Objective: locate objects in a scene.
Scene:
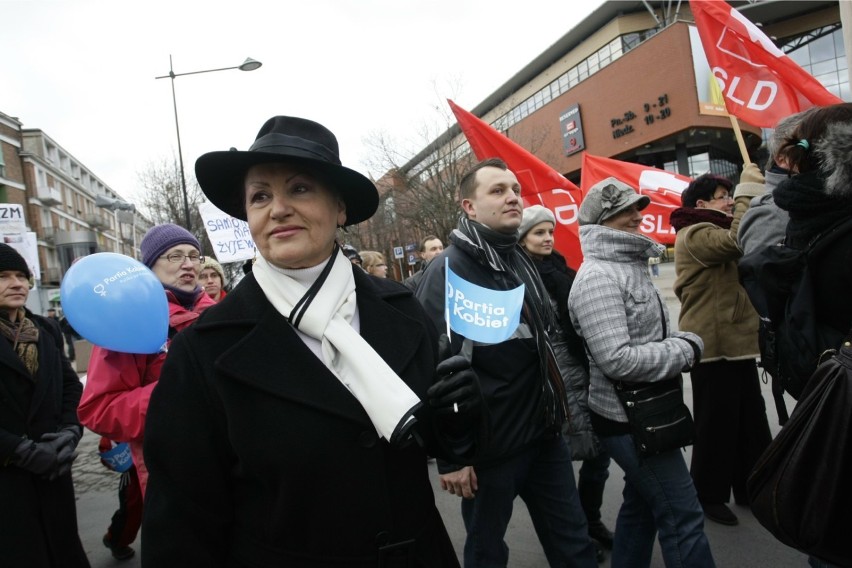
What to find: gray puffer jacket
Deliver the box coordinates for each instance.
[568,225,703,423]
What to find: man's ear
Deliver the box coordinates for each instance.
[460,198,476,218]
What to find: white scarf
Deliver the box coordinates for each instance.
[252,250,421,443]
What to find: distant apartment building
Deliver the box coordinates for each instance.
[0,110,149,313]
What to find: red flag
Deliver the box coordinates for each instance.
[690,0,842,128]
[448,99,584,268]
[581,153,692,245]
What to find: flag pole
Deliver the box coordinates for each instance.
[444,257,451,338]
[728,114,752,165]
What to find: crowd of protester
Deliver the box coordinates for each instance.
[4,103,851,567]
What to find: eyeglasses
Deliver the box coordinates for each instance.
[711,194,733,201]
[160,252,205,264]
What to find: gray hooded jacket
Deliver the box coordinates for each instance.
[568,225,702,423]
[738,169,789,256]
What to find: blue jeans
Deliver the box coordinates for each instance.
[461,433,596,567]
[602,434,715,568]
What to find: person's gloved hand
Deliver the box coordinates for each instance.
[39,425,82,480]
[734,163,766,200]
[52,450,78,480]
[40,425,82,453]
[428,335,481,416]
[740,163,765,185]
[12,439,58,477]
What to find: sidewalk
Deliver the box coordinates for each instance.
[73,430,142,567]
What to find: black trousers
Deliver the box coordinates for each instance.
[105,465,142,548]
[578,450,611,524]
[689,359,772,504]
[63,332,76,360]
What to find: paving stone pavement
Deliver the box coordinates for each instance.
[73,428,120,494]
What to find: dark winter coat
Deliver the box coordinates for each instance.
[0,312,88,568]
[416,242,556,469]
[775,171,852,340]
[142,268,462,568]
[533,252,600,461]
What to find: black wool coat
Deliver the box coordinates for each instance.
[0,312,88,568]
[142,268,462,568]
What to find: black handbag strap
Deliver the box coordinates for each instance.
[611,290,669,392]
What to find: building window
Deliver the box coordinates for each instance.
[578,60,589,81]
[785,28,849,100]
[622,28,658,53]
[0,146,6,178]
[588,52,600,74]
[663,151,737,179]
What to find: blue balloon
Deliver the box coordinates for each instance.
[60,253,168,354]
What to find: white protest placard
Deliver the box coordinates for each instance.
[198,201,256,263]
[0,203,26,233]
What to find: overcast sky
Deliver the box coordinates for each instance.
[3,0,602,205]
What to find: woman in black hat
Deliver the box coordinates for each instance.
[0,244,89,567]
[142,116,484,567]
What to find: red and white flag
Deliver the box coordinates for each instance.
[581,153,692,245]
[448,99,585,269]
[690,0,842,128]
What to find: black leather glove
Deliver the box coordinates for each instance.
[53,451,78,480]
[40,425,82,479]
[13,439,58,477]
[40,425,82,453]
[428,335,481,416]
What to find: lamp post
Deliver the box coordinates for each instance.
[155,55,262,232]
[95,196,137,258]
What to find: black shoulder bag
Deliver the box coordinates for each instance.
[611,294,694,457]
[747,329,852,567]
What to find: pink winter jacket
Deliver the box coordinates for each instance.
[78,290,215,494]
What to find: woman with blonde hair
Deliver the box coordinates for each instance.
[360,250,388,278]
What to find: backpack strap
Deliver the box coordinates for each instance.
[770,365,790,424]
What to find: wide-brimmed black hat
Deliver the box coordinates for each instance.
[195,116,379,226]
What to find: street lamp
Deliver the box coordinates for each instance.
[155,55,262,231]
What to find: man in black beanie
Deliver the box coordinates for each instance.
[0,243,90,567]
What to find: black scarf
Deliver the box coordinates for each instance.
[163,284,203,310]
[773,171,852,249]
[452,217,568,426]
[534,250,574,328]
[669,207,733,232]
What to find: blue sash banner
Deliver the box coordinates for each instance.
[444,258,525,344]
